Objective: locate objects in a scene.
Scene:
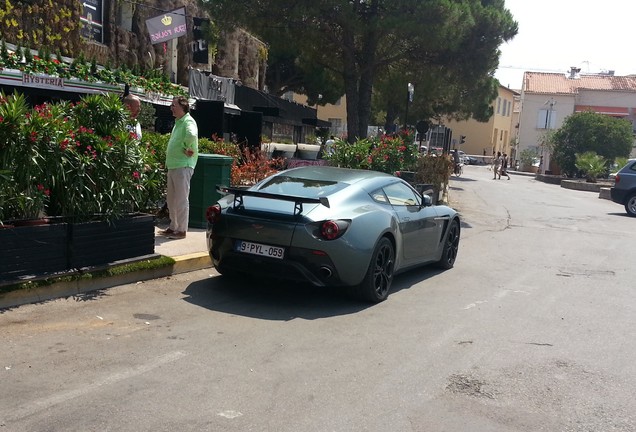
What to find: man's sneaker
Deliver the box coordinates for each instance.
[167,231,186,239]
[159,228,175,236]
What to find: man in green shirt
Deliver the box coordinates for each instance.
[160,96,199,239]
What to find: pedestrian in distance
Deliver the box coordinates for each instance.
[493,151,502,179]
[451,149,461,175]
[324,135,336,156]
[501,153,511,180]
[159,96,199,240]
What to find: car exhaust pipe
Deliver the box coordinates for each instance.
[319,266,332,278]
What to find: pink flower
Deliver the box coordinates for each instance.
[132,171,140,179]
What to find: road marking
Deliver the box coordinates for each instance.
[217,410,243,419]
[3,351,187,422]
[463,290,530,310]
[463,300,487,310]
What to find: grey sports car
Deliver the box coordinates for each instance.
[206,166,460,302]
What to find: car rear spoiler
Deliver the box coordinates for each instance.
[217,185,330,216]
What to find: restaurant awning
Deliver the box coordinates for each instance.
[302,117,332,128]
[574,105,629,116]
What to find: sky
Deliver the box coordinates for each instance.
[494,0,636,89]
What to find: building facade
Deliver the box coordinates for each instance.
[518,69,636,174]
[443,85,518,159]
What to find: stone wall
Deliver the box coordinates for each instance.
[0,0,266,90]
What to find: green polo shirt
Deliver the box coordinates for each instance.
[166,112,199,169]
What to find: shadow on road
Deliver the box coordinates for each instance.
[181,265,443,321]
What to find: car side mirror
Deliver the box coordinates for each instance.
[421,193,432,207]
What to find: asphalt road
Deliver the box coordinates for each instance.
[1,165,635,432]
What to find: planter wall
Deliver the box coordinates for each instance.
[68,214,156,268]
[0,214,155,283]
[0,222,69,281]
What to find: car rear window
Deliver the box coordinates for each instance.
[256,175,348,197]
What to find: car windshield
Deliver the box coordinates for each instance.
[256,175,348,197]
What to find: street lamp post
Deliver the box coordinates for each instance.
[542,97,556,174]
[404,82,414,129]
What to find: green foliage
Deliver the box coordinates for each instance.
[613,157,630,173]
[323,138,373,170]
[574,151,606,183]
[0,92,164,223]
[198,134,241,159]
[0,42,186,97]
[138,102,156,131]
[202,0,517,141]
[520,148,539,169]
[323,135,419,174]
[552,111,633,177]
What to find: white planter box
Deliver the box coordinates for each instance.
[296,143,321,160]
[261,143,297,159]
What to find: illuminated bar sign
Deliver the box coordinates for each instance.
[146,8,187,44]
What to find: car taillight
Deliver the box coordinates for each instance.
[615,174,621,184]
[320,220,350,240]
[206,204,221,224]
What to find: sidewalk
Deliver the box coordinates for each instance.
[154,225,210,264]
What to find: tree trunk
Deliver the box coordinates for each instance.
[342,30,359,143]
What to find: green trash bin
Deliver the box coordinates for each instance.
[189,154,234,228]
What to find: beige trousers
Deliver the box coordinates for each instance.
[166,167,194,232]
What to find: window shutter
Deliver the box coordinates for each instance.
[537,109,557,129]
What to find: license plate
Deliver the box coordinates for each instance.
[235,240,285,259]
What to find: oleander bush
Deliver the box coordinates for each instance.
[0,91,163,224]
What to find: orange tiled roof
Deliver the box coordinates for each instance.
[523,72,636,94]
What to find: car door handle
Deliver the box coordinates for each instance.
[401,217,410,222]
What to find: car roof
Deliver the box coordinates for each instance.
[278,166,394,184]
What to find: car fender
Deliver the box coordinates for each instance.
[301,203,399,286]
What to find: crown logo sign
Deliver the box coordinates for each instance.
[161,15,172,26]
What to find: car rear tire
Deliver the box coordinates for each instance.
[436,219,460,269]
[352,237,395,303]
[625,193,636,217]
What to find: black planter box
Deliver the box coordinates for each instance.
[68,214,155,269]
[0,222,69,281]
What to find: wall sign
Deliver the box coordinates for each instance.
[146,7,187,45]
[80,0,104,44]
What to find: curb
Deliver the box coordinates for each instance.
[0,253,213,310]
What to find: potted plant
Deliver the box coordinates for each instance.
[574,151,607,183]
[520,148,540,173]
[0,92,161,279]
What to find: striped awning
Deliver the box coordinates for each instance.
[574,105,629,116]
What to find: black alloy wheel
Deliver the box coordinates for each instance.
[354,237,395,303]
[436,219,460,269]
